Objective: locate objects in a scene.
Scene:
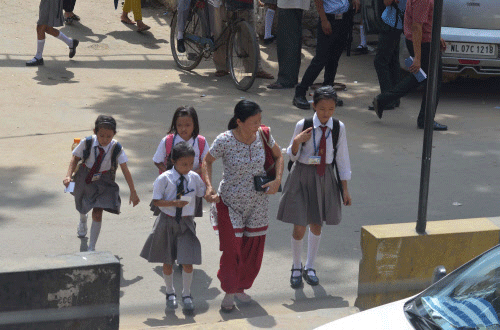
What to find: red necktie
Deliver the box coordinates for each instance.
[317,126,327,176]
[85,147,105,184]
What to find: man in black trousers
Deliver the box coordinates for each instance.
[267,0,311,90]
[63,0,80,24]
[293,0,360,110]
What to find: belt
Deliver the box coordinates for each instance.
[325,11,348,20]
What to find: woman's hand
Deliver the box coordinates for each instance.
[343,191,352,206]
[63,176,71,187]
[129,190,140,207]
[204,187,220,203]
[263,179,281,195]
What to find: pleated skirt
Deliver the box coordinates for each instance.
[277,162,341,226]
[37,0,64,27]
[72,166,121,215]
[140,212,202,265]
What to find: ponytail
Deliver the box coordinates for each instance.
[228,117,238,130]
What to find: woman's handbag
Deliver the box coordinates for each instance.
[255,126,282,192]
[381,0,406,30]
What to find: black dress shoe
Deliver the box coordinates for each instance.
[336,98,343,107]
[290,265,303,289]
[177,39,186,53]
[69,39,79,58]
[369,104,395,111]
[303,268,319,286]
[417,121,448,131]
[373,97,383,119]
[293,95,311,110]
[26,57,44,66]
[263,36,276,45]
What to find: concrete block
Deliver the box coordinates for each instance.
[0,251,120,330]
[355,217,500,310]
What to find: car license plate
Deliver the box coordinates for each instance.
[445,42,497,57]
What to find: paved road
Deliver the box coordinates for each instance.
[1,0,500,328]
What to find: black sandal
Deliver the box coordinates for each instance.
[290,264,303,289]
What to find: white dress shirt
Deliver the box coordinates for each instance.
[286,113,351,180]
[152,168,207,217]
[72,135,128,171]
[152,135,209,171]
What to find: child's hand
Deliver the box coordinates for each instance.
[172,200,189,208]
[343,191,352,206]
[63,176,71,187]
[129,190,140,207]
[204,187,220,203]
[258,0,264,6]
[263,179,281,195]
[294,127,313,144]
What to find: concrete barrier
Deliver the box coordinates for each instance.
[355,217,500,310]
[0,251,120,330]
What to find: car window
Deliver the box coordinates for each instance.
[408,247,500,330]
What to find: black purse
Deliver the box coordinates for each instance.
[254,175,282,192]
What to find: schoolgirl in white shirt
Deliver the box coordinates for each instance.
[63,115,140,251]
[277,86,352,288]
[141,142,206,314]
[152,106,209,217]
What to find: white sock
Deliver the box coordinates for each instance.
[80,213,88,223]
[88,220,101,251]
[163,273,175,295]
[292,237,303,277]
[57,32,73,47]
[305,229,321,271]
[264,8,275,39]
[359,25,367,47]
[182,271,193,297]
[35,39,45,59]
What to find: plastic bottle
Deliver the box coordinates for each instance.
[72,138,81,151]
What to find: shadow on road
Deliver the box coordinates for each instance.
[282,285,349,312]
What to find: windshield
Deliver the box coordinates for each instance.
[406,246,500,330]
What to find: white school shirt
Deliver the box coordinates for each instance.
[72,136,128,171]
[152,135,209,171]
[286,113,351,181]
[277,0,311,10]
[152,168,207,217]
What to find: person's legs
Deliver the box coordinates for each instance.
[63,0,77,18]
[263,4,277,41]
[291,224,306,276]
[211,4,228,73]
[272,8,303,87]
[374,28,401,94]
[322,19,349,87]
[88,208,103,251]
[237,235,266,292]
[130,0,150,31]
[176,0,190,52]
[295,17,334,97]
[163,263,178,309]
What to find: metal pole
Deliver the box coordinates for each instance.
[416,0,443,234]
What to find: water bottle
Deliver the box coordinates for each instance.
[72,138,81,151]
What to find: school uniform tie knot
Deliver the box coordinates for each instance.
[175,175,185,223]
[317,126,328,177]
[85,147,105,184]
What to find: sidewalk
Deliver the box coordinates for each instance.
[140,307,359,330]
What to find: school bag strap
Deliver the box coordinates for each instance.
[258,125,275,177]
[82,136,93,164]
[197,135,206,166]
[164,133,175,166]
[330,119,344,201]
[109,142,123,181]
[287,118,314,171]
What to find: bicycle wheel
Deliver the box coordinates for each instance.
[227,20,258,91]
[170,10,204,71]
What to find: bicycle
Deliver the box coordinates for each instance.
[170,0,259,91]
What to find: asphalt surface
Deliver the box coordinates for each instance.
[1,0,500,328]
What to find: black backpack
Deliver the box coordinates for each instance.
[81,136,123,181]
[287,118,344,199]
